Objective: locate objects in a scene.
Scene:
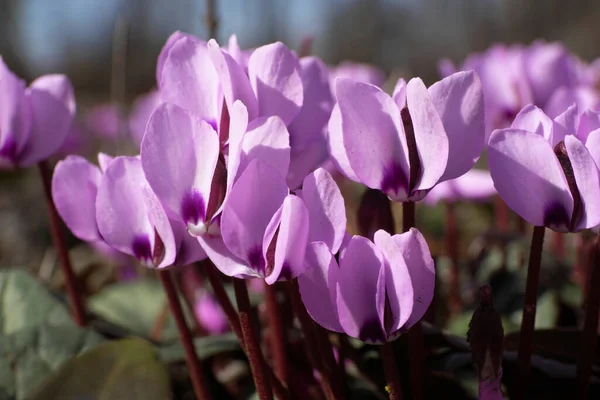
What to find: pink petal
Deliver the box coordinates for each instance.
[577,110,600,143]
[301,168,346,253]
[52,156,102,242]
[327,104,359,181]
[0,58,30,167]
[552,104,578,147]
[129,90,161,146]
[392,78,407,109]
[511,104,553,141]
[198,234,258,278]
[156,31,202,85]
[239,116,291,179]
[97,153,114,172]
[488,128,573,230]
[171,219,207,266]
[248,42,303,125]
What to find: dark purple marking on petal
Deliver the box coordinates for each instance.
[0,137,18,164]
[132,234,153,264]
[543,201,571,231]
[276,262,293,281]
[380,162,408,198]
[248,246,266,276]
[205,118,218,134]
[181,190,206,226]
[358,318,387,344]
[383,293,394,334]
[265,228,279,277]
[401,107,421,192]
[218,99,230,145]
[205,154,227,222]
[553,140,582,230]
[153,229,166,266]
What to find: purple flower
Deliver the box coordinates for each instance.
[129,90,161,146]
[328,71,484,202]
[488,104,600,232]
[84,104,121,139]
[545,86,600,119]
[0,59,75,168]
[298,228,434,343]
[423,169,496,206]
[195,292,230,334]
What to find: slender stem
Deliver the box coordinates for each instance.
[234,279,273,400]
[494,195,509,232]
[264,282,290,388]
[446,201,461,315]
[158,270,213,400]
[203,263,290,400]
[516,225,546,397]
[576,234,600,398]
[381,342,404,400]
[150,301,170,341]
[403,201,424,400]
[38,161,87,326]
[315,324,345,399]
[205,0,218,40]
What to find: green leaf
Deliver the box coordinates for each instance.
[158,331,240,363]
[0,270,72,335]
[29,338,171,400]
[88,279,180,342]
[0,323,104,400]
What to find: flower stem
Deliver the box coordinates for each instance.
[516,225,545,397]
[576,234,600,398]
[446,201,461,315]
[264,282,290,389]
[158,269,213,400]
[381,341,404,400]
[203,263,290,399]
[234,278,273,400]
[403,201,424,400]
[38,161,87,326]
[205,0,218,39]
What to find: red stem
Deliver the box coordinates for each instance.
[446,201,461,315]
[576,234,600,398]
[403,201,424,400]
[264,282,290,388]
[381,341,404,400]
[38,161,87,326]
[234,279,273,400]
[516,225,545,398]
[158,270,213,400]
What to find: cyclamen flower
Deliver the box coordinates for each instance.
[0,59,75,168]
[298,228,434,343]
[488,104,600,232]
[157,32,333,188]
[328,70,484,202]
[329,61,386,89]
[423,169,496,206]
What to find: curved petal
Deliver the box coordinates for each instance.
[373,230,414,335]
[198,234,258,278]
[156,31,202,86]
[221,160,288,274]
[336,78,410,201]
[545,86,600,119]
[525,42,573,107]
[428,169,496,204]
[239,116,290,179]
[577,110,600,143]
[336,235,386,343]
[287,139,329,190]
[392,78,407,110]
[565,135,600,231]
[0,60,30,168]
[298,242,343,332]
[331,61,386,89]
[129,90,161,146]
[585,129,600,169]
[488,129,573,229]
[387,228,435,329]
[96,156,176,268]
[510,104,553,141]
[327,104,359,181]
[97,152,114,172]
[428,71,484,182]
[52,155,102,242]
[19,75,75,166]
[248,42,303,125]
[171,219,207,266]
[406,78,449,190]
[141,103,219,232]
[224,100,249,198]
[160,36,220,126]
[207,39,258,120]
[552,104,578,147]
[264,195,309,284]
[302,168,346,253]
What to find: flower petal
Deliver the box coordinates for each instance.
[141,103,219,231]
[264,195,309,284]
[510,104,553,141]
[160,36,220,126]
[248,42,303,125]
[327,104,359,181]
[336,235,386,343]
[406,78,450,189]
[52,155,102,242]
[392,78,407,109]
[387,228,435,329]
[156,31,201,85]
[224,100,249,197]
[221,160,288,273]
[424,169,496,205]
[301,168,346,253]
[0,59,30,167]
[577,110,600,143]
[552,104,578,147]
[97,156,176,268]
[585,129,600,169]
[97,152,114,172]
[336,78,409,201]
[298,241,343,332]
[198,234,258,278]
[19,75,75,166]
[239,116,291,179]
[171,219,207,266]
[488,128,573,229]
[207,39,258,120]
[565,135,600,231]
[129,90,161,146]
